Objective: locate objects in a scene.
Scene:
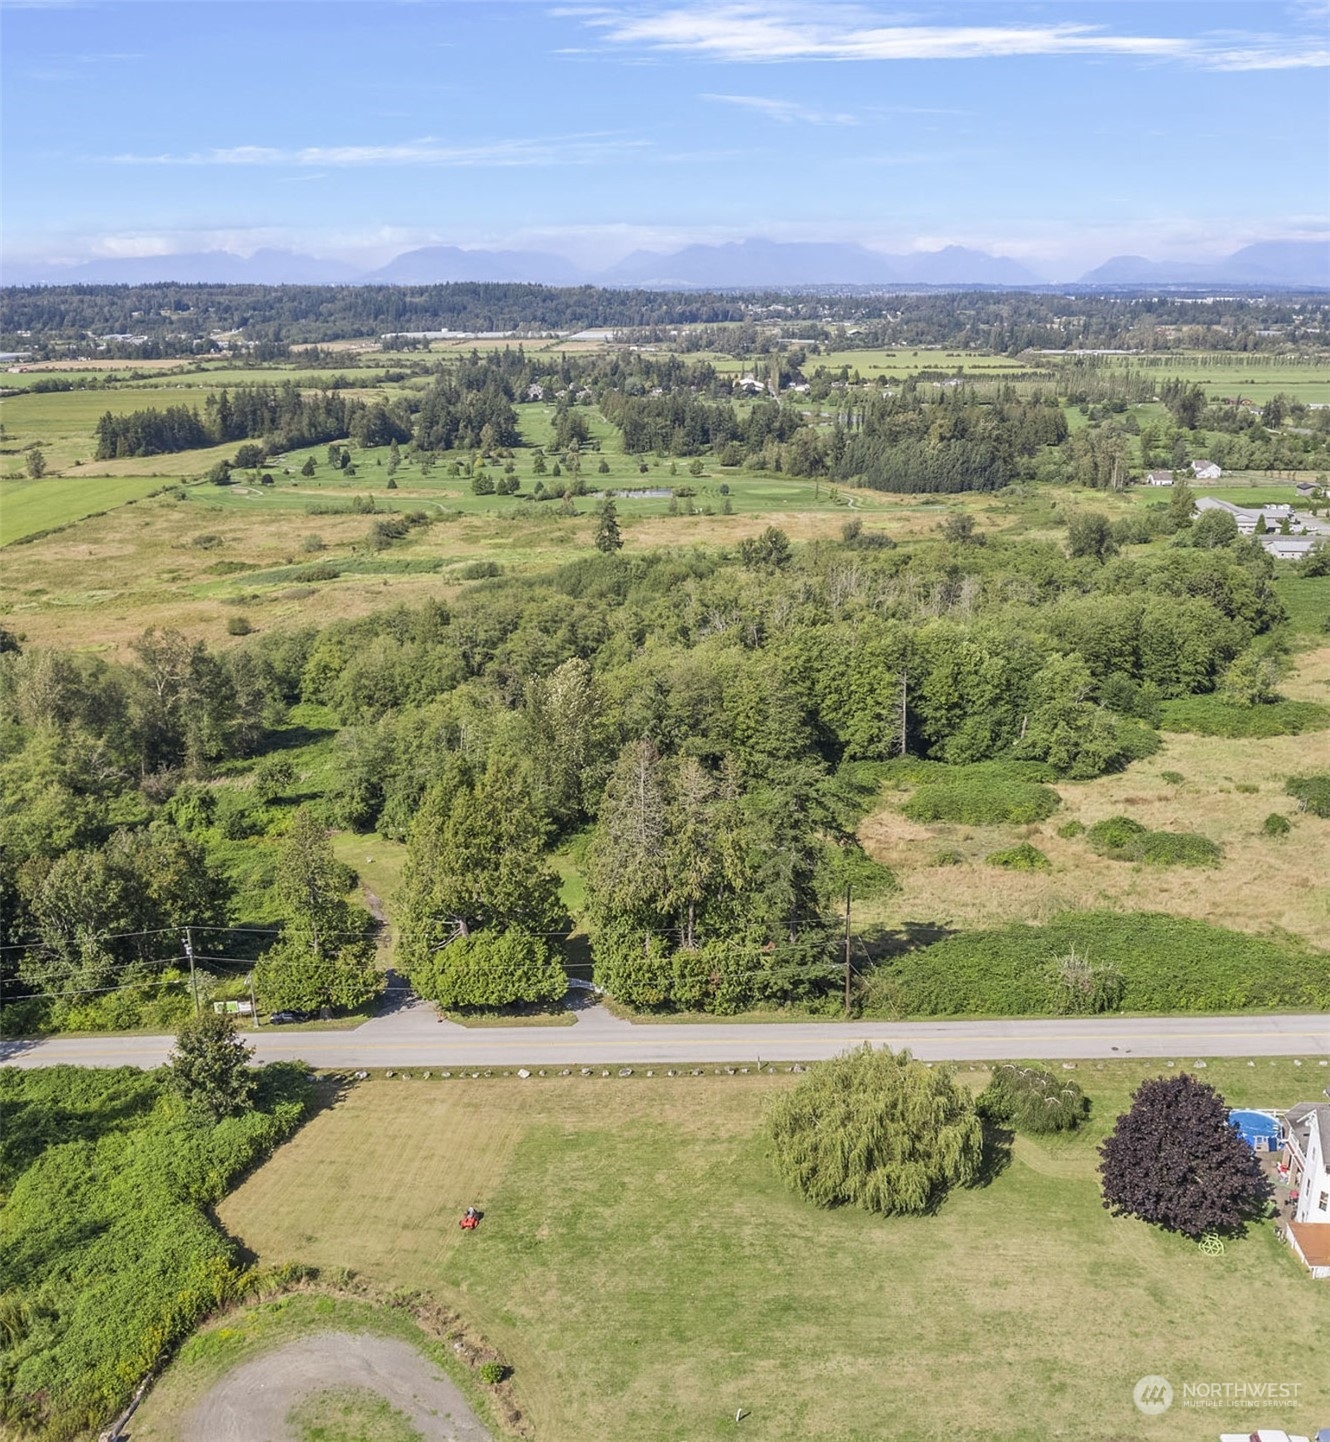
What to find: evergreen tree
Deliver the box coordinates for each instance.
[167,1009,256,1119]
[396,758,566,978]
[594,498,623,554]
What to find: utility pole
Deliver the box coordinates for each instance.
[248,971,258,1030]
[182,927,200,1016]
[843,884,852,1017]
[898,666,909,757]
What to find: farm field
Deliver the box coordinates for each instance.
[199,1063,1329,1442]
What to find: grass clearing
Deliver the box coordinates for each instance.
[212,1066,1329,1442]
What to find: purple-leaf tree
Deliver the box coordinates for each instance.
[1098,1074,1271,1238]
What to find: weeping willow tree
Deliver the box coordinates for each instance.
[978,1063,1089,1135]
[768,1045,983,1215]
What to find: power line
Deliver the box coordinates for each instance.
[0,976,191,1002]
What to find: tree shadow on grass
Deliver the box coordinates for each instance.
[860,920,958,962]
[969,1121,1014,1191]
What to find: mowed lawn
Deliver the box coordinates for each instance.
[0,474,167,542]
[216,1061,1329,1442]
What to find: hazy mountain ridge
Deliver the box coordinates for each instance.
[1079,240,1330,287]
[4,237,1327,289]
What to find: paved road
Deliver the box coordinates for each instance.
[4,994,1329,1069]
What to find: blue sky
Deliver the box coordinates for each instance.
[2,0,1328,277]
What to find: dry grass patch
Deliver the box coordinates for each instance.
[859,693,1330,947]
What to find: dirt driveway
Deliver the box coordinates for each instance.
[179,1331,492,1442]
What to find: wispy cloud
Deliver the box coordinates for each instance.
[578,4,1330,70]
[106,133,648,168]
[703,92,857,125]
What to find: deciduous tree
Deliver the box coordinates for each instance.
[1098,1074,1270,1237]
[769,1045,983,1215]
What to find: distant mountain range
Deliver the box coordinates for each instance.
[4,237,1328,289]
[1079,240,1330,288]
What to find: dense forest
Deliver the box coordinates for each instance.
[2,514,1308,1028]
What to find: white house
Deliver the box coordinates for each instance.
[1284,1100,1330,1279]
[1144,470,1175,486]
[1191,459,1223,480]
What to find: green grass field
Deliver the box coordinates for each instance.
[0,473,169,543]
[210,1061,1329,1442]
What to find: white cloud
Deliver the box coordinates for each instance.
[584,7,1189,62]
[580,4,1330,70]
[106,133,648,168]
[702,92,857,124]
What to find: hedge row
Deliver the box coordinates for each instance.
[886,912,1328,1017]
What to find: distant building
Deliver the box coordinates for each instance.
[1262,536,1317,562]
[1190,459,1223,480]
[1144,470,1175,486]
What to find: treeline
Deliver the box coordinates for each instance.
[7,284,1328,356]
[1,282,752,349]
[94,382,362,459]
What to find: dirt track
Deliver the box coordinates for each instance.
[179,1331,491,1442]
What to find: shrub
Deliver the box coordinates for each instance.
[192,532,223,550]
[1160,771,1184,785]
[903,778,1060,826]
[301,533,326,552]
[478,1362,507,1385]
[458,560,502,580]
[226,615,253,636]
[1056,819,1085,839]
[1138,830,1222,867]
[1048,947,1125,1014]
[1263,812,1292,837]
[985,842,1050,871]
[978,1064,1088,1134]
[256,935,382,1014]
[1085,815,1147,853]
[1160,695,1330,737]
[767,1045,983,1215]
[1286,774,1330,817]
[1087,816,1221,867]
[933,848,965,867]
